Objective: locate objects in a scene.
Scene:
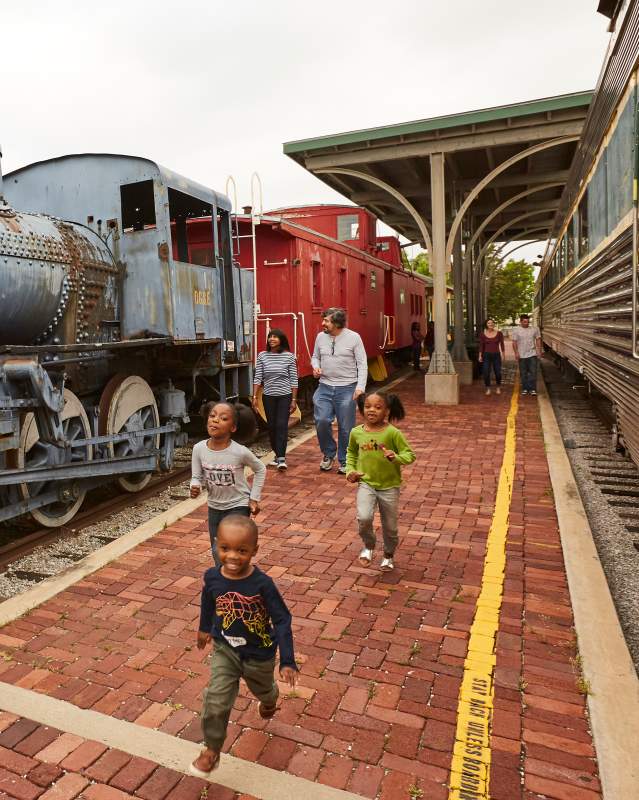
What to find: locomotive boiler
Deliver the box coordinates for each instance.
[0,152,253,527]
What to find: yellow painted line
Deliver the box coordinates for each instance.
[448,380,519,800]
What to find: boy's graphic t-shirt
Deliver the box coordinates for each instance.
[345,424,416,489]
[190,440,266,510]
[199,566,297,668]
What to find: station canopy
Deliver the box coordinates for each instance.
[283,91,593,256]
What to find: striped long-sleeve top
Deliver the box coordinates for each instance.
[253,351,299,397]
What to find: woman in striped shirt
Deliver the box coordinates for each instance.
[252,329,299,470]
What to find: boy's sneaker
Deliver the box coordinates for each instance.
[190,748,220,777]
[277,459,288,470]
[380,556,394,571]
[319,456,335,471]
[258,701,278,719]
[337,464,347,475]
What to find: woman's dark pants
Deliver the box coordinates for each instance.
[262,393,291,459]
[208,506,250,566]
[412,345,422,370]
[482,353,502,387]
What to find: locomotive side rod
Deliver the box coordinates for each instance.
[0,452,159,486]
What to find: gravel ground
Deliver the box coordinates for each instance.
[542,359,639,675]
[0,417,317,601]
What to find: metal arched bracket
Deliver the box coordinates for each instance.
[462,182,563,282]
[473,225,548,290]
[474,209,553,270]
[315,167,433,256]
[446,135,578,264]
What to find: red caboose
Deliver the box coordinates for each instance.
[235,205,431,381]
[174,204,433,391]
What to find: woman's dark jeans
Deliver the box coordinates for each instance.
[482,352,502,387]
[262,393,291,459]
[208,506,250,566]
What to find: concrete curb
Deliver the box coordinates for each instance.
[0,682,363,800]
[537,375,639,797]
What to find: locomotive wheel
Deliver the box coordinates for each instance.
[18,389,93,527]
[99,375,159,492]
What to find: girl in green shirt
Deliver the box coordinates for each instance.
[346,391,416,571]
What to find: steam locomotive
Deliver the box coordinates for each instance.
[0,153,253,527]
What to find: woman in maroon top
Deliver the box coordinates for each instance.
[479,318,505,396]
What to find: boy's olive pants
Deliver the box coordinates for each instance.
[202,641,279,750]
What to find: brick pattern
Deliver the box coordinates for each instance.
[0,373,601,799]
[0,715,254,799]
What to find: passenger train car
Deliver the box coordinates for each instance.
[0,154,252,527]
[536,2,639,466]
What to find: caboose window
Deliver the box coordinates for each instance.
[168,188,214,267]
[400,289,406,304]
[337,214,359,242]
[121,180,156,232]
[312,260,322,307]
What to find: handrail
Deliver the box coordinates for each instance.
[256,312,298,359]
[296,311,314,362]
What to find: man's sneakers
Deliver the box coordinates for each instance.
[319,456,335,471]
[521,390,529,396]
[277,458,288,470]
[358,547,373,566]
[268,459,280,467]
[337,464,347,475]
[380,556,395,571]
[530,390,537,396]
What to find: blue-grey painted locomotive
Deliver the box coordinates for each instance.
[0,152,253,527]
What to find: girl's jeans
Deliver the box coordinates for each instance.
[356,483,400,556]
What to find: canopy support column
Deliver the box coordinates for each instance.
[451,229,472,383]
[425,153,459,404]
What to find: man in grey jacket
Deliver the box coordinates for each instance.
[311,308,368,474]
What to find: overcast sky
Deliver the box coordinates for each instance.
[2,1,611,259]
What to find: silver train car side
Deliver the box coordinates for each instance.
[0,153,253,526]
[536,4,639,466]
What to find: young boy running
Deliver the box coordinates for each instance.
[191,515,298,776]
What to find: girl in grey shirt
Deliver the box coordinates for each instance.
[190,402,266,565]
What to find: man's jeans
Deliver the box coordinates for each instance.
[313,381,357,466]
[519,356,538,392]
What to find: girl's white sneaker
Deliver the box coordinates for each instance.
[380,557,394,571]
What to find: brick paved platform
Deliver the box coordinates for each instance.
[0,372,602,800]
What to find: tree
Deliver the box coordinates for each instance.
[487,259,534,324]
[408,251,431,277]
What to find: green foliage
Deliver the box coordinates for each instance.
[409,251,431,277]
[487,259,534,324]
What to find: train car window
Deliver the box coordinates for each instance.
[588,154,608,250]
[312,260,322,307]
[168,188,214,266]
[370,271,377,290]
[337,214,359,242]
[578,192,589,260]
[339,268,347,307]
[569,211,578,270]
[399,288,406,304]
[359,272,366,312]
[121,180,156,232]
[606,89,635,233]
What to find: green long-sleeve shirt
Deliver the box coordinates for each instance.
[345,424,416,489]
